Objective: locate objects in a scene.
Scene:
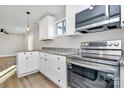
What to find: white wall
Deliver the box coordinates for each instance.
[25,28,39,51]
[28,27,124,50]
[0,34,25,55]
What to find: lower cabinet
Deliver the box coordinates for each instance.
[39,52,67,88]
[17,51,39,77]
[17,51,67,87]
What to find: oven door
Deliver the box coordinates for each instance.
[67,58,120,88]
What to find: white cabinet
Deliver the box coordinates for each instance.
[26,52,38,72]
[17,52,38,77]
[38,52,67,88]
[39,52,43,73]
[65,5,90,36]
[39,53,48,76]
[66,5,78,35]
[39,15,55,40]
[17,52,28,75]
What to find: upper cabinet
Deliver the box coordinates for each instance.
[39,15,55,40]
[65,5,89,36]
[65,5,78,36]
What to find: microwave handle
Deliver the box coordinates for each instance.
[68,61,118,73]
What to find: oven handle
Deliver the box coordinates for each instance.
[67,60,118,73]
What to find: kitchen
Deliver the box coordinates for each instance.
[0,4,124,89]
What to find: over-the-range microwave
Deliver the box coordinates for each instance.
[75,5,123,33]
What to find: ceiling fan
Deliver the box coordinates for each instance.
[0,29,9,34]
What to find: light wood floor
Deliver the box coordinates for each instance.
[0,56,16,72]
[0,72,58,88]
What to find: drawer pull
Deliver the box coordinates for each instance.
[58,67,60,70]
[58,57,59,60]
[44,59,47,61]
[58,80,60,82]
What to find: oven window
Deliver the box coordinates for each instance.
[68,64,117,88]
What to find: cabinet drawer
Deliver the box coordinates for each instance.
[52,72,67,88]
[47,54,66,66]
[52,63,66,76]
[48,53,66,62]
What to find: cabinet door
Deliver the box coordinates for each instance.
[17,52,28,75]
[46,53,67,87]
[40,53,48,76]
[39,52,43,72]
[39,15,55,40]
[45,53,54,79]
[39,17,48,40]
[26,52,38,73]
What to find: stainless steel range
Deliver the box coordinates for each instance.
[67,40,122,88]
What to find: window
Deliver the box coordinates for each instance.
[56,20,66,36]
[28,34,33,51]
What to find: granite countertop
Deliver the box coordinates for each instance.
[39,47,79,56]
[40,50,76,56]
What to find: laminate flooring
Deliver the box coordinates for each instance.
[0,72,58,88]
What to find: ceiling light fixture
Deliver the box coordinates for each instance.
[26,11,30,32]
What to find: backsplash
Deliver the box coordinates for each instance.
[39,29,124,50]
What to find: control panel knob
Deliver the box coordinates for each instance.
[108,42,113,46]
[85,43,88,47]
[82,43,85,47]
[114,42,119,46]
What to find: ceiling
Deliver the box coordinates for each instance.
[0,5,65,34]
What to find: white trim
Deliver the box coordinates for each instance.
[55,18,66,37]
[55,18,66,24]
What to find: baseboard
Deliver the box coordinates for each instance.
[17,70,39,78]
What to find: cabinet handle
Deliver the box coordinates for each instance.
[58,80,60,82]
[44,59,47,61]
[58,57,59,60]
[58,67,60,70]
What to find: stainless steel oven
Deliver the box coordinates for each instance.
[67,40,122,88]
